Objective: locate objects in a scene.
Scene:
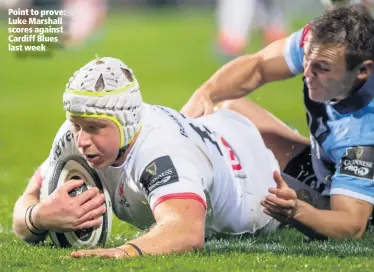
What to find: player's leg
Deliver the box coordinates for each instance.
[219,98,309,171]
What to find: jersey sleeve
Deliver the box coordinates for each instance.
[284,24,310,75]
[135,144,212,212]
[330,145,374,204]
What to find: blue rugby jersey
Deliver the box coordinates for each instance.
[284,25,374,204]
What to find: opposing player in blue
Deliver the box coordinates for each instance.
[182,4,374,239]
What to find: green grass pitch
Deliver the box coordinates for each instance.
[0,9,373,271]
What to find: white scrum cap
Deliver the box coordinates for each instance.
[63,57,143,149]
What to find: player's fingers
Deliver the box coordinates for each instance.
[262,200,289,217]
[79,194,105,215]
[61,179,85,193]
[72,249,123,259]
[71,252,82,258]
[265,195,296,209]
[203,97,214,116]
[74,218,102,230]
[273,171,288,189]
[101,251,124,259]
[180,103,192,116]
[71,249,101,258]
[74,187,100,204]
[76,205,106,225]
[180,97,203,118]
[269,188,297,200]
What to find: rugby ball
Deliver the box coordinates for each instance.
[40,155,112,248]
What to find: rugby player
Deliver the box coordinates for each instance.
[181,4,374,239]
[13,57,325,259]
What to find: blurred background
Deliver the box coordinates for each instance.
[0,0,370,233]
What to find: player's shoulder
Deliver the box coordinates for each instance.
[143,104,184,126]
[141,104,191,143]
[130,122,203,179]
[287,23,311,48]
[54,119,74,140]
[132,131,191,170]
[284,23,310,75]
[330,138,374,166]
[332,145,374,203]
[133,103,209,167]
[325,99,374,150]
[49,119,79,162]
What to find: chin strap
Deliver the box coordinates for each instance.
[111,125,142,166]
[112,144,129,166]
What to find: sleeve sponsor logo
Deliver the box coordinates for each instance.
[148,171,173,192]
[339,146,374,179]
[53,130,72,160]
[140,156,179,194]
[145,162,157,175]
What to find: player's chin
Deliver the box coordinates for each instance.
[86,156,112,169]
[308,89,326,103]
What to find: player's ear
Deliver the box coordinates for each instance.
[357,60,373,80]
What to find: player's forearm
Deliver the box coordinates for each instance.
[197,39,293,104]
[119,219,204,256]
[293,200,364,239]
[12,195,48,243]
[197,54,265,104]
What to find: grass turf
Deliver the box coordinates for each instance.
[0,8,373,271]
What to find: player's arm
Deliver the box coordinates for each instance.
[263,142,374,239]
[181,26,308,117]
[71,151,210,259]
[202,38,294,102]
[182,38,293,118]
[121,154,207,256]
[71,198,206,259]
[12,168,49,243]
[118,198,206,256]
[291,194,372,239]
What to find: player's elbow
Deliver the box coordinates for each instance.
[186,232,205,250]
[344,214,369,239]
[12,217,34,243]
[12,218,24,240]
[350,221,367,239]
[12,200,45,244]
[181,224,205,250]
[335,220,367,239]
[12,202,26,240]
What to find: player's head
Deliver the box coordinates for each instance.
[304,4,374,102]
[63,57,143,168]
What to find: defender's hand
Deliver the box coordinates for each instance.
[181,92,214,118]
[33,179,106,232]
[261,171,299,221]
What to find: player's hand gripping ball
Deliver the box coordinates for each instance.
[40,155,113,248]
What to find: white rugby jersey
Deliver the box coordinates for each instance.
[39,104,280,237]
